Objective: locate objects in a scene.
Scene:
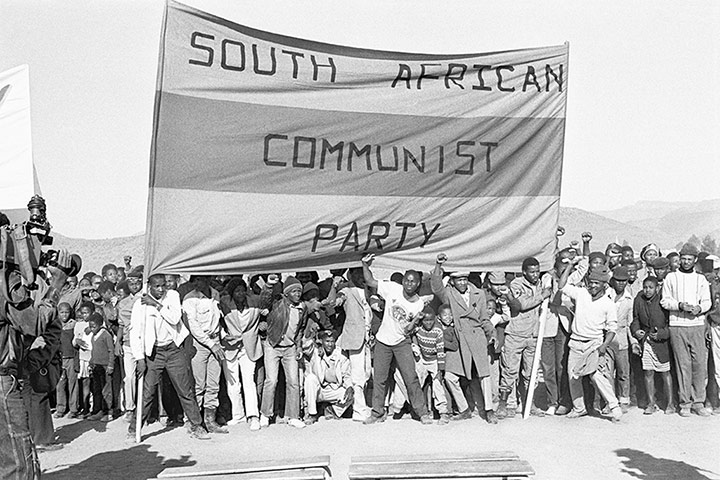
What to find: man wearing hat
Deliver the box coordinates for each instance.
[498,257,552,419]
[558,259,623,422]
[651,257,671,286]
[259,276,310,429]
[484,271,513,420]
[660,243,712,417]
[544,256,588,415]
[604,266,639,413]
[431,254,495,421]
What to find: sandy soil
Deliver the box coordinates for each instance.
[40,408,720,480]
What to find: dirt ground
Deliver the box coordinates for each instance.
[40,408,719,480]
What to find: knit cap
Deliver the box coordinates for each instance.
[283,276,302,294]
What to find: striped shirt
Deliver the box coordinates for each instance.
[414,323,445,370]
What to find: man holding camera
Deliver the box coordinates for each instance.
[0,233,73,478]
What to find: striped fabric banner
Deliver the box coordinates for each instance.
[146,0,569,274]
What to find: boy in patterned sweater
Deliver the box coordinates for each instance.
[413,305,449,424]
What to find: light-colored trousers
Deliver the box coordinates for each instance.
[122,344,136,412]
[568,339,619,413]
[712,325,720,404]
[393,359,448,414]
[192,342,221,410]
[304,373,349,416]
[346,345,371,417]
[222,347,259,420]
[444,372,469,412]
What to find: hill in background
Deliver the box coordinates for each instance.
[50,201,718,275]
[595,199,720,249]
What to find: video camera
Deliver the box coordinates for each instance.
[0,196,81,288]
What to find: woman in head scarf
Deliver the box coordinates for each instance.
[638,244,661,284]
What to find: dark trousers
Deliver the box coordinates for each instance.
[90,365,112,414]
[56,357,78,414]
[161,370,184,421]
[371,339,427,418]
[540,327,571,409]
[130,343,202,432]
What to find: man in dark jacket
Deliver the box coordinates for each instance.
[259,276,309,429]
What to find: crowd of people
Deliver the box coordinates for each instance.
[31,234,720,446]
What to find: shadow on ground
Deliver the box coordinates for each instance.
[616,448,717,480]
[44,444,195,480]
[54,418,109,444]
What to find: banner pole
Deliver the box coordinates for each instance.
[135,373,144,443]
[523,298,549,419]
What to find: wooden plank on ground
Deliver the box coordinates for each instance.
[351,452,519,465]
[150,469,327,480]
[157,455,331,479]
[348,459,534,479]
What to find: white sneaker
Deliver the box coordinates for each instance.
[287,418,306,429]
[259,415,270,428]
[545,406,556,416]
[249,417,261,431]
[227,416,245,426]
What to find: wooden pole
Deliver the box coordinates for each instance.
[523,298,549,419]
[135,373,144,443]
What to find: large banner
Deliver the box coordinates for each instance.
[146,1,569,274]
[0,65,37,224]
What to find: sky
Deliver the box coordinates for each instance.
[1,0,718,239]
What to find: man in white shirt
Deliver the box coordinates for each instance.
[183,276,228,433]
[558,261,623,423]
[127,274,208,440]
[660,243,712,417]
[361,254,431,425]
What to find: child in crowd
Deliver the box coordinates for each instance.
[632,276,674,414]
[88,313,115,421]
[73,302,94,417]
[437,304,467,419]
[54,303,78,418]
[412,305,449,424]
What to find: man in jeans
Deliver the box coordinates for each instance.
[0,246,71,478]
[183,276,228,433]
[361,254,431,425]
[661,243,712,417]
[260,276,309,429]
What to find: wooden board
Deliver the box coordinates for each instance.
[156,456,331,479]
[351,452,520,465]
[348,459,534,480]
[150,469,327,480]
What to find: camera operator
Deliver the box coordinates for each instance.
[0,233,72,478]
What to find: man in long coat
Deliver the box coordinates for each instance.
[431,254,496,421]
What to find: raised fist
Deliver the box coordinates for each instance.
[556,226,565,237]
[436,253,448,264]
[361,253,375,266]
[581,232,592,243]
